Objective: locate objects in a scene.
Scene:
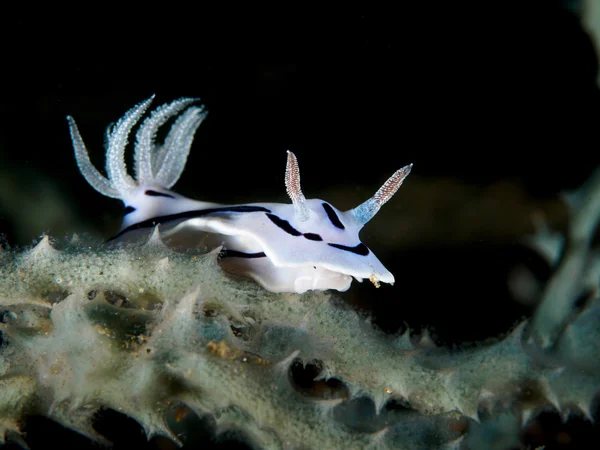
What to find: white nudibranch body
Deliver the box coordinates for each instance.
[68,96,412,293]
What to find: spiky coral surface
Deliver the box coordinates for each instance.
[0,199,599,450]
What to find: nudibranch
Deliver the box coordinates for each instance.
[67,96,412,293]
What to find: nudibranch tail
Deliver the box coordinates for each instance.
[348,163,413,225]
[67,96,207,201]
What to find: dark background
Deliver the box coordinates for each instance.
[1,2,599,448]
[1,2,598,209]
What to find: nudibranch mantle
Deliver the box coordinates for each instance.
[67,96,412,293]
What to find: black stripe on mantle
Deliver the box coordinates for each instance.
[108,205,271,241]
